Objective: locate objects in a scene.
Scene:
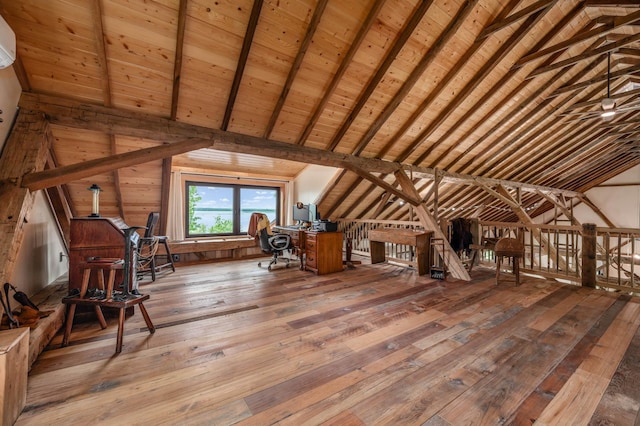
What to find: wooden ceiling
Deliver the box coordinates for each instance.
[1,0,639,226]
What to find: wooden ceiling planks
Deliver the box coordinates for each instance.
[1,0,639,226]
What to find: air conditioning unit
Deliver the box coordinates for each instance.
[0,14,16,69]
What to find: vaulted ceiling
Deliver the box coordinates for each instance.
[1,0,639,227]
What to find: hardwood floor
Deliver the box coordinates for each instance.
[17,257,640,425]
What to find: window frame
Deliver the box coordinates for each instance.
[184,179,283,238]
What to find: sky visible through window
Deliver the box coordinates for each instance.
[191,184,278,233]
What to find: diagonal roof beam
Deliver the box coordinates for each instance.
[528,32,640,78]
[170,0,188,121]
[350,0,480,156]
[263,0,329,139]
[326,0,434,151]
[476,0,555,41]
[404,3,556,163]
[428,2,586,169]
[515,9,640,68]
[296,0,386,146]
[221,0,263,131]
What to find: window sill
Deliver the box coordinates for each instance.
[169,237,257,254]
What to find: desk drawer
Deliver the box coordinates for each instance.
[305,238,317,268]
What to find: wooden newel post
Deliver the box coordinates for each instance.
[582,223,597,288]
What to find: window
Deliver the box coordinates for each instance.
[186,181,280,237]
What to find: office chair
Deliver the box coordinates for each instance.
[250,213,296,271]
[137,212,176,281]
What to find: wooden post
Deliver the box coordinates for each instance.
[582,223,597,288]
[0,109,52,285]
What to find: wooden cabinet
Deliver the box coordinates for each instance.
[0,328,28,426]
[304,231,343,275]
[69,217,137,292]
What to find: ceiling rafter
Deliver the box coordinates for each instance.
[170,0,188,121]
[91,0,126,221]
[263,0,329,139]
[350,0,481,156]
[463,48,612,177]
[429,2,588,169]
[373,0,522,162]
[529,32,640,78]
[515,9,640,68]
[326,0,435,152]
[221,0,264,131]
[551,64,640,97]
[476,0,556,41]
[399,4,555,163]
[296,0,385,146]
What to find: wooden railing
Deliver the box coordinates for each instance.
[337,219,424,266]
[478,221,582,282]
[337,218,640,293]
[596,227,640,291]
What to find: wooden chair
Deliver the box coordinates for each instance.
[495,237,524,286]
[62,259,155,353]
[138,212,176,281]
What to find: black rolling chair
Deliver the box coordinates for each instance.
[137,212,176,281]
[249,213,297,271]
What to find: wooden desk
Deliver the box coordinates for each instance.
[272,227,343,275]
[305,231,343,275]
[369,229,431,275]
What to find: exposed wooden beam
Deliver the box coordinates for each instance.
[18,92,584,198]
[529,32,640,78]
[170,0,188,120]
[429,2,586,169]
[110,135,126,221]
[578,195,617,228]
[159,157,172,236]
[515,9,640,68]
[394,169,471,281]
[264,0,329,139]
[22,138,214,191]
[476,0,555,41]
[296,0,386,146]
[346,165,420,206]
[373,191,393,218]
[91,0,111,107]
[222,0,263,131]
[551,65,640,97]
[351,0,480,156]
[479,183,567,271]
[403,4,554,163]
[326,0,434,151]
[0,110,52,285]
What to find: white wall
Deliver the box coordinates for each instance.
[13,192,68,296]
[293,164,339,219]
[538,164,640,228]
[0,65,69,296]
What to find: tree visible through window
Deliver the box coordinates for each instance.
[186,181,280,237]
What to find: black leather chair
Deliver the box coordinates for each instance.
[138,212,176,281]
[257,227,296,270]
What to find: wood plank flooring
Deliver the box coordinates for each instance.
[16,258,640,425]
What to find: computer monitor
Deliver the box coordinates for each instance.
[292,203,310,223]
[308,203,319,221]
